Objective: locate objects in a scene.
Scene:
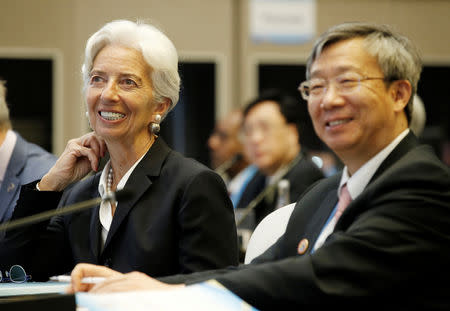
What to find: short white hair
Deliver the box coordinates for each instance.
[82,19,180,116]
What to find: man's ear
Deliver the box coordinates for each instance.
[390,79,412,113]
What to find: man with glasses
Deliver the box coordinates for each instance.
[70,22,450,309]
[234,89,323,258]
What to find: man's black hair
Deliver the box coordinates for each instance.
[243,89,304,140]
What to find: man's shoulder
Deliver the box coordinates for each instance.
[15,132,56,164]
[375,143,449,188]
[336,143,450,236]
[11,133,56,181]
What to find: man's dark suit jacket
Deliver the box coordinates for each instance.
[236,152,324,227]
[162,133,450,310]
[0,132,56,224]
[0,138,239,281]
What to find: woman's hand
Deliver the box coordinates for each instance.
[39,132,107,191]
[67,263,122,293]
[88,271,184,293]
[68,263,184,293]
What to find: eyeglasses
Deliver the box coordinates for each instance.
[298,73,387,101]
[0,265,32,283]
[210,130,230,142]
[240,121,287,140]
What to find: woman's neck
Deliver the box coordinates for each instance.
[107,134,155,183]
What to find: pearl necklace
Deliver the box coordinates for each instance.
[106,167,113,194]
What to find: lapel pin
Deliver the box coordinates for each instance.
[7,183,16,193]
[297,238,309,255]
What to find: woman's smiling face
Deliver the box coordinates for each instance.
[86,44,157,147]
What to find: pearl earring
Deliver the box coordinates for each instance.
[151,114,161,134]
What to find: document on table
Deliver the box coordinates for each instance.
[0,281,69,296]
[75,280,258,311]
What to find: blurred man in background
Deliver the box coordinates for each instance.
[235,90,324,257]
[208,109,256,207]
[0,80,56,224]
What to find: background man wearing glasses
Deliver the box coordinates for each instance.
[70,22,450,309]
[234,89,324,259]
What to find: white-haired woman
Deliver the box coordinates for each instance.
[0,20,238,280]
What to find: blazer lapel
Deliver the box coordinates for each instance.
[304,188,338,251]
[336,132,419,230]
[102,173,152,250]
[370,132,418,183]
[0,175,20,222]
[88,173,102,260]
[102,138,170,251]
[0,138,26,222]
[282,174,340,256]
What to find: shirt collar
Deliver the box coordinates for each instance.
[339,129,409,200]
[98,162,109,199]
[0,130,17,183]
[98,151,147,198]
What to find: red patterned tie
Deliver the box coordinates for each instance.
[333,184,352,222]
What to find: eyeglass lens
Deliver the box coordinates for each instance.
[10,265,27,283]
[0,265,29,283]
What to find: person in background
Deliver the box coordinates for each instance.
[207,109,256,207]
[409,94,426,137]
[235,90,324,255]
[69,22,449,310]
[0,19,238,280]
[0,80,56,225]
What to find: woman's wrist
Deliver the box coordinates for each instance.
[38,174,66,192]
